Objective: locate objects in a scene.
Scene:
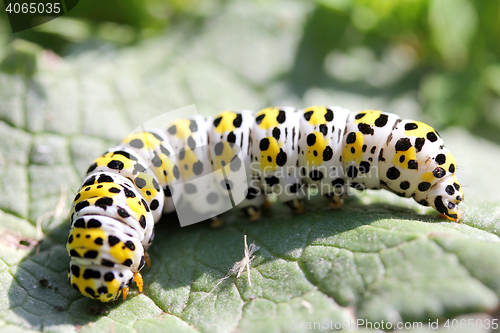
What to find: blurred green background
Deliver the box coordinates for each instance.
[1,0,499,143]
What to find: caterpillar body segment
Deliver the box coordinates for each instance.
[209,110,267,220]
[298,106,350,208]
[166,115,232,222]
[86,146,164,222]
[342,110,401,191]
[251,107,305,213]
[71,172,155,246]
[120,129,181,214]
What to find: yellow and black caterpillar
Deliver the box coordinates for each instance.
[67,106,464,302]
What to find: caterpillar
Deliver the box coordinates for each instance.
[66,106,464,302]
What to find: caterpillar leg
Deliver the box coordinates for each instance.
[121,272,144,300]
[145,251,151,269]
[134,272,144,292]
[261,199,272,210]
[325,193,343,209]
[242,206,261,221]
[209,216,224,228]
[285,199,305,214]
[122,287,129,300]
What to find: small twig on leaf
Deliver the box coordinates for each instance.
[35,185,67,255]
[201,234,259,300]
[36,184,67,239]
[229,234,259,286]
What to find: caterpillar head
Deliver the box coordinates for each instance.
[435,176,464,222]
[416,175,464,222]
[408,144,464,222]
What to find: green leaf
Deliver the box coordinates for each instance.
[1,1,500,333]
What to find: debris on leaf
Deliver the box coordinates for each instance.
[301,299,313,313]
[202,234,259,300]
[0,232,37,250]
[229,234,259,286]
[39,276,49,287]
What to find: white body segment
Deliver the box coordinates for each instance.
[298,106,350,205]
[72,172,155,247]
[86,146,164,222]
[209,110,266,215]
[120,129,182,214]
[165,115,232,224]
[68,215,145,271]
[342,110,400,190]
[251,107,305,207]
